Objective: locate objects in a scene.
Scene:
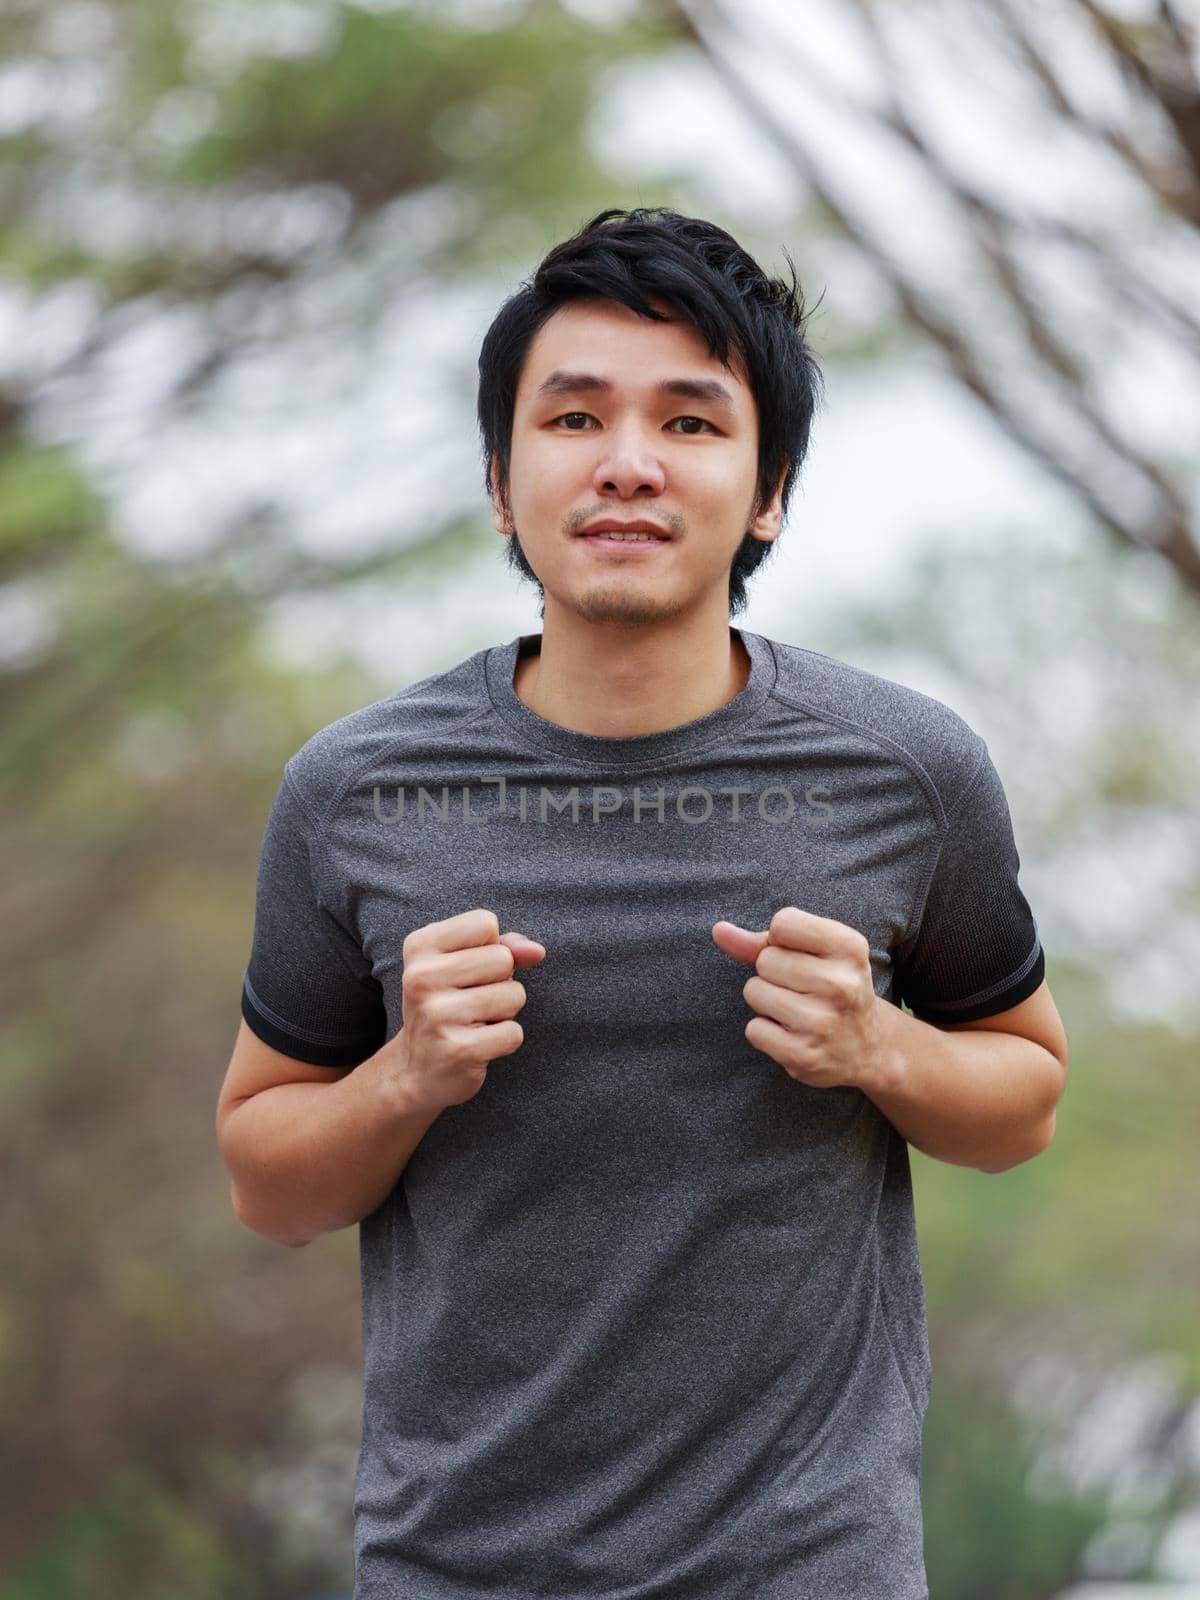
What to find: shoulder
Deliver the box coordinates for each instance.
[282,642,493,831]
[761,633,988,824]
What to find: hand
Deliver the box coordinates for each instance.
[392,908,546,1114]
[712,907,888,1091]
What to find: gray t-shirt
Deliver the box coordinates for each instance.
[241,626,1044,1600]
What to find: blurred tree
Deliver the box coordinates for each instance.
[921,1367,1111,1600]
[670,0,1200,593]
[819,526,1200,1031]
[0,1,699,1589]
[2,1,1197,1594]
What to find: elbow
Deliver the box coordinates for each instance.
[980,1112,1057,1175]
[981,1045,1065,1175]
[230,1182,312,1249]
[1036,1109,1057,1159]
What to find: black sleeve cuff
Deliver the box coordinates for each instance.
[240,983,384,1068]
[903,942,1046,1025]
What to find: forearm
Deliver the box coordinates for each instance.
[220,1044,442,1247]
[859,999,1065,1173]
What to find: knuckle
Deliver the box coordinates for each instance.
[448,1033,475,1066]
[402,958,435,996]
[850,932,870,964]
[422,991,450,1027]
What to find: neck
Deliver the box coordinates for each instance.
[512,611,751,739]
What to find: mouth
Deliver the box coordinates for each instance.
[579,531,671,552]
[576,521,673,552]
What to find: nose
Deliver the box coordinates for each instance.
[591,422,667,499]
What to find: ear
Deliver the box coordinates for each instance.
[748,462,788,544]
[489,454,514,535]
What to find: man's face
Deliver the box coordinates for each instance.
[490,295,784,628]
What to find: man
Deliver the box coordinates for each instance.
[217,206,1069,1599]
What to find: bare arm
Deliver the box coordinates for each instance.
[218,909,546,1248]
[216,1024,442,1248]
[713,911,1068,1177]
[858,981,1070,1173]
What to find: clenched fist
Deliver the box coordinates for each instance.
[713,907,885,1091]
[391,908,546,1114]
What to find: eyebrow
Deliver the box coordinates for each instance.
[532,369,738,417]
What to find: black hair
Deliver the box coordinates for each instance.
[476,205,824,617]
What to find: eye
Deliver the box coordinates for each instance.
[549,412,716,434]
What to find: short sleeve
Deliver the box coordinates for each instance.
[240,766,388,1067]
[893,741,1045,1024]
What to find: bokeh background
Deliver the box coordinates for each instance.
[2,1,1198,1596]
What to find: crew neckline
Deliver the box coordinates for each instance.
[484,626,778,767]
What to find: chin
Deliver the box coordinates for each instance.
[568,589,692,627]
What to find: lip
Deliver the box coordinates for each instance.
[579,531,671,554]
[577,520,672,540]
[577,521,672,554]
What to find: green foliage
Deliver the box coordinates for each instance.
[0,0,689,303]
[0,1466,249,1600]
[1,1,1196,1591]
[921,1372,1111,1600]
[0,447,99,574]
[914,964,1200,1379]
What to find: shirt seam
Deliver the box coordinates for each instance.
[767,687,987,952]
[305,703,499,834]
[766,686,960,833]
[285,661,987,972]
[893,739,991,955]
[280,766,386,992]
[242,973,381,1047]
[481,644,777,772]
[905,932,1042,1013]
